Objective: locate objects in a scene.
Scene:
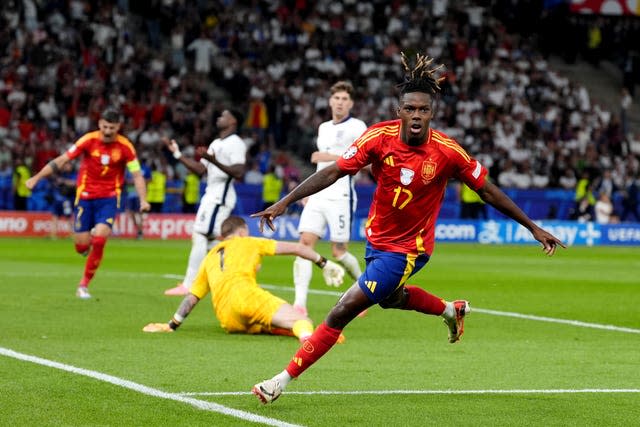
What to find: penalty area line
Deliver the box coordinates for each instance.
[0,346,302,427]
[178,388,640,397]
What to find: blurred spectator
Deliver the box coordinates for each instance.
[620,88,632,138]
[458,182,487,220]
[124,160,151,240]
[593,169,616,198]
[0,98,10,137]
[497,159,518,188]
[47,162,76,239]
[262,164,283,211]
[594,192,615,224]
[244,161,264,185]
[558,168,577,190]
[187,30,218,76]
[570,172,596,221]
[619,174,639,222]
[181,172,200,214]
[12,157,32,210]
[147,161,168,213]
[255,142,272,174]
[246,92,269,146]
[571,196,594,222]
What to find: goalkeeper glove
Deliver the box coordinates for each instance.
[322,260,345,287]
[142,322,174,333]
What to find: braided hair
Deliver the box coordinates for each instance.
[396,52,445,96]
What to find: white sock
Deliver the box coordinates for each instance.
[182,233,208,290]
[441,301,455,319]
[335,251,362,280]
[274,370,293,389]
[293,256,312,308]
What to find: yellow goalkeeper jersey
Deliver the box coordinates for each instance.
[191,236,277,315]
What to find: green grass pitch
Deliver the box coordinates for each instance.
[0,237,638,426]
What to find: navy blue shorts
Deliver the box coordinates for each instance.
[126,195,140,212]
[357,242,430,303]
[74,197,118,232]
[52,198,73,217]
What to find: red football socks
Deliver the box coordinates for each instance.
[79,236,107,287]
[285,322,342,378]
[74,242,90,255]
[403,285,446,315]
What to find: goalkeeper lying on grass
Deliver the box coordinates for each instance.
[143,215,346,343]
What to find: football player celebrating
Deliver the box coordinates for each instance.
[250,53,565,404]
[27,108,150,299]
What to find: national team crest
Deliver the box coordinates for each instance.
[421,160,437,183]
[100,154,111,165]
[400,168,414,185]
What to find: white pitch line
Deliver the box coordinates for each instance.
[472,308,640,334]
[178,389,640,397]
[0,347,302,427]
[175,278,640,335]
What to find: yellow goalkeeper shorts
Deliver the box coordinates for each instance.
[216,283,286,334]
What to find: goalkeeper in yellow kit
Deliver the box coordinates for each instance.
[143,216,346,342]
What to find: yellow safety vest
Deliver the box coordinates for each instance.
[147,170,166,203]
[183,173,201,204]
[461,183,483,204]
[14,165,32,197]
[262,173,283,203]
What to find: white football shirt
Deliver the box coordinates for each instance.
[201,133,246,207]
[312,116,367,200]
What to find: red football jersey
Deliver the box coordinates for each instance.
[336,119,488,255]
[66,131,138,200]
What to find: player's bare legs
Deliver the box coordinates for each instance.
[270,303,315,342]
[253,284,371,403]
[331,241,361,281]
[254,284,469,404]
[292,231,320,314]
[75,223,111,299]
[331,241,366,316]
[165,232,209,296]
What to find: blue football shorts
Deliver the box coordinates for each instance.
[52,197,73,217]
[357,242,430,304]
[74,197,118,232]
[126,194,140,212]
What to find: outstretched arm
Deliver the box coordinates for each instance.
[476,180,566,255]
[26,153,71,190]
[142,293,200,332]
[251,163,347,232]
[275,241,346,287]
[163,137,207,176]
[131,170,151,212]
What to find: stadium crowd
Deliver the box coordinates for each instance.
[1,0,639,221]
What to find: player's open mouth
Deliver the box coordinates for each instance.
[410,124,422,134]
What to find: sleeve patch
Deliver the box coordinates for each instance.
[472,161,482,179]
[342,145,357,159]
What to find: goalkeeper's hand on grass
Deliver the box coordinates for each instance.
[142,322,173,333]
[322,260,345,287]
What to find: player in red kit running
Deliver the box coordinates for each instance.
[27,108,150,299]
[250,53,565,404]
